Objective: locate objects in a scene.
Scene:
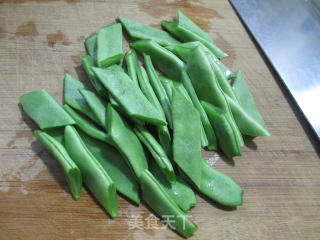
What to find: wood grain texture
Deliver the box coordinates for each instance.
[0,0,320,239]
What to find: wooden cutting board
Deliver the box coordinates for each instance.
[0,0,319,239]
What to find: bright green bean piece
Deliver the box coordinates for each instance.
[92,67,166,126]
[130,40,185,80]
[64,73,100,124]
[166,41,235,80]
[78,130,140,205]
[226,95,270,137]
[79,89,108,129]
[117,17,180,46]
[64,125,118,218]
[19,89,75,130]
[162,19,227,59]
[134,125,175,183]
[124,49,139,87]
[172,88,202,189]
[143,54,173,128]
[150,160,196,212]
[232,69,265,126]
[62,104,112,145]
[202,101,242,158]
[159,74,209,148]
[136,65,172,156]
[177,10,214,44]
[34,130,82,200]
[97,23,123,68]
[140,169,198,238]
[206,52,238,102]
[85,33,97,57]
[80,55,108,98]
[181,70,217,150]
[107,104,148,179]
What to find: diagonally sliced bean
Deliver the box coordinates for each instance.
[79,89,108,129]
[225,95,270,137]
[136,65,172,156]
[181,70,217,150]
[85,33,97,57]
[64,125,118,218]
[64,73,100,124]
[172,88,202,189]
[80,55,108,98]
[92,67,166,126]
[34,130,82,200]
[78,130,140,205]
[159,74,209,148]
[149,160,196,213]
[124,49,139,87]
[143,54,173,128]
[117,17,180,46]
[97,23,123,68]
[140,169,198,238]
[162,19,227,59]
[201,101,241,158]
[232,69,265,126]
[134,125,175,183]
[19,89,75,130]
[107,104,148,179]
[62,104,112,145]
[130,40,185,80]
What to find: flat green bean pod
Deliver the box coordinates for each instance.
[140,169,198,238]
[85,33,97,57]
[63,104,112,145]
[34,130,82,200]
[124,49,139,87]
[130,39,185,80]
[93,67,166,126]
[20,89,75,130]
[118,17,180,46]
[64,125,118,218]
[107,104,148,179]
[78,130,140,205]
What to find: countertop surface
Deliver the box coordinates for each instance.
[0,0,319,239]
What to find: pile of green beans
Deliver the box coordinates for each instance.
[19,11,269,238]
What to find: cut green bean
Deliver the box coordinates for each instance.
[80,55,108,98]
[107,104,148,179]
[181,70,217,150]
[172,88,202,188]
[131,40,185,80]
[150,160,196,212]
[78,130,140,205]
[64,125,118,218]
[124,49,139,87]
[93,67,166,126]
[232,69,265,126]
[118,17,180,46]
[140,169,198,238]
[79,89,108,129]
[63,104,112,145]
[97,23,123,68]
[64,73,100,124]
[34,130,82,200]
[85,33,97,57]
[134,125,175,183]
[19,89,75,130]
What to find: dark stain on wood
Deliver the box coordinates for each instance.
[215,32,236,66]
[76,35,85,42]
[71,55,81,66]
[47,30,71,47]
[7,131,35,149]
[16,21,39,41]
[139,0,223,32]
[0,26,5,38]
